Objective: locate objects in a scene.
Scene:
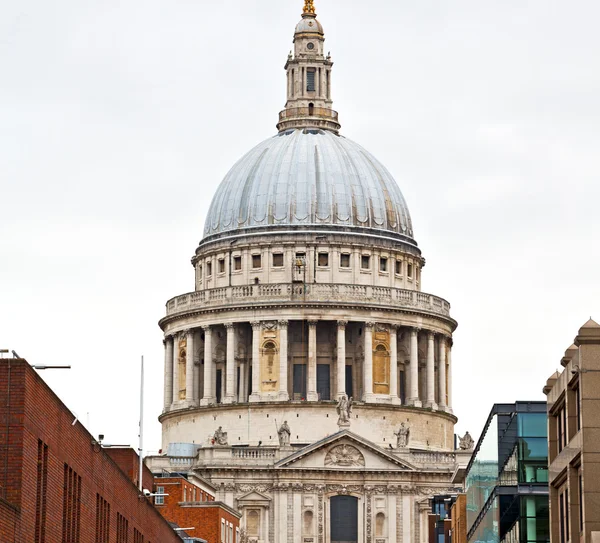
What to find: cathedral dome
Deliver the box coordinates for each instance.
[203,128,415,243]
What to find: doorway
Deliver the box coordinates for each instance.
[216,369,222,404]
[317,364,331,400]
[330,495,358,543]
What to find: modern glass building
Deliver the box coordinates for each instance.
[465,402,549,543]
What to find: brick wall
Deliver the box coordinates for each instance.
[153,476,239,543]
[0,359,182,543]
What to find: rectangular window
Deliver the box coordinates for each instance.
[340,253,351,268]
[579,472,583,532]
[273,253,284,267]
[557,404,567,452]
[117,514,128,543]
[361,255,370,269]
[133,529,143,543]
[198,265,203,281]
[35,440,49,543]
[576,384,581,432]
[252,254,262,269]
[395,260,402,275]
[95,494,110,543]
[408,263,414,278]
[207,262,212,276]
[62,464,82,543]
[380,257,388,272]
[183,486,187,501]
[234,256,242,271]
[154,487,164,506]
[565,488,570,538]
[318,252,329,267]
[307,69,316,92]
[218,258,225,274]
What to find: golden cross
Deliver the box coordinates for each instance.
[303,0,316,14]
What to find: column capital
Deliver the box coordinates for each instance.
[163,338,167,346]
[389,323,400,332]
[365,321,375,329]
[201,324,212,332]
[251,321,261,330]
[428,330,436,339]
[411,327,421,335]
[224,323,235,330]
[337,320,348,329]
[278,320,289,329]
[185,328,195,337]
[307,319,318,327]
[438,335,447,345]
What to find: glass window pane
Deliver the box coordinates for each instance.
[518,413,547,438]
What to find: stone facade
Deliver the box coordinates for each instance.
[147,3,465,542]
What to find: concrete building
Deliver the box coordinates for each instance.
[543,318,600,543]
[0,356,183,543]
[148,2,472,542]
[464,403,549,543]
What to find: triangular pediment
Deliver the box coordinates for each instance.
[237,490,271,503]
[275,430,415,471]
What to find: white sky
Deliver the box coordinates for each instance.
[1,0,599,452]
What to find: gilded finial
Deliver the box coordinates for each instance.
[303,0,316,15]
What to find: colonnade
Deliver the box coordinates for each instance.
[163,320,453,413]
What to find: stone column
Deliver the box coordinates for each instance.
[172,333,180,404]
[185,329,195,405]
[390,325,400,405]
[447,341,453,413]
[438,336,447,411]
[363,322,375,402]
[425,332,437,410]
[239,362,247,403]
[163,336,173,411]
[278,320,289,401]
[200,326,214,406]
[250,321,261,402]
[307,320,318,401]
[336,321,347,399]
[408,328,422,407]
[224,323,236,404]
[193,332,200,403]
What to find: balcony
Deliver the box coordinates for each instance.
[277,106,341,133]
[165,283,452,320]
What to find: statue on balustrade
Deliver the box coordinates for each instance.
[336,394,353,427]
[278,421,291,447]
[395,423,410,448]
[459,431,475,451]
[213,426,228,446]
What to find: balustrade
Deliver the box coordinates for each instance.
[165,283,451,318]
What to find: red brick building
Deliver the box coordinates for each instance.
[0,357,183,543]
[153,474,241,543]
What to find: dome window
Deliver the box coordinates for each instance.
[206,262,212,276]
[395,260,403,276]
[379,257,388,272]
[218,258,225,274]
[318,252,329,267]
[408,263,413,279]
[233,256,242,271]
[252,255,262,269]
[340,253,351,268]
[361,255,371,270]
[272,253,284,267]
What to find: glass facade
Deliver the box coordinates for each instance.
[466,405,549,543]
[466,415,499,533]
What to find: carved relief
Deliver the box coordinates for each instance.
[373,330,390,395]
[260,331,279,392]
[178,334,187,400]
[324,445,365,467]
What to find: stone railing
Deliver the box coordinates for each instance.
[232,447,278,460]
[410,452,457,465]
[166,283,451,319]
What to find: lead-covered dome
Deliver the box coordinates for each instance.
[203,129,415,243]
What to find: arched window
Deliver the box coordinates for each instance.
[303,510,314,534]
[247,510,260,537]
[308,102,315,115]
[376,512,386,537]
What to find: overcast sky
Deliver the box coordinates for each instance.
[2,0,599,453]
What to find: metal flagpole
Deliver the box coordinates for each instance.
[138,355,144,492]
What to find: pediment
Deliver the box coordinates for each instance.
[237,490,271,504]
[276,430,415,471]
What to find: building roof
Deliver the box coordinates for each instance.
[202,129,415,244]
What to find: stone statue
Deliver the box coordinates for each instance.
[459,431,475,451]
[213,426,228,446]
[394,423,410,448]
[278,421,291,447]
[336,394,353,426]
